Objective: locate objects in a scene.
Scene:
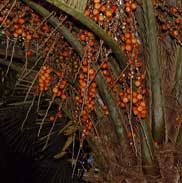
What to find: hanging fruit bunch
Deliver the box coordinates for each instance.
[153,1,182,46]
[38,65,53,91]
[85,0,118,34]
[76,30,98,145]
[114,0,147,119]
[72,1,147,147]
[0,1,49,57]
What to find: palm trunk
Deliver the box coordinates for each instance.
[138,120,160,178]
[142,0,165,143]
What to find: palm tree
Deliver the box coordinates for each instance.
[0,0,181,182]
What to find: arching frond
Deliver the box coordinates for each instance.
[48,0,88,12]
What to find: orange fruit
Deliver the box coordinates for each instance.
[50,116,55,122]
[135,80,141,87]
[137,94,143,100]
[105,10,113,17]
[125,7,131,13]
[132,97,138,104]
[123,97,129,103]
[125,44,132,51]
[131,3,137,10]
[18,18,25,24]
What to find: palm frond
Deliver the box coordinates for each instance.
[48,0,88,12]
[0,105,37,156]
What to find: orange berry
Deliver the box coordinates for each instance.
[127,132,132,138]
[57,112,62,118]
[126,38,132,44]
[79,73,85,80]
[56,71,62,77]
[15,24,20,30]
[171,7,177,14]
[18,18,25,24]
[22,32,27,38]
[87,32,93,38]
[88,68,95,75]
[125,44,132,51]
[121,102,126,108]
[125,32,131,39]
[53,87,59,94]
[16,28,23,34]
[132,37,137,44]
[111,5,117,13]
[132,97,138,104]
[131,3,137,10]
[125,2,130,7]
[82,59,88,66]
[94,0,100,3]
[123,97,129,103]
[98,15,104,21]
[140,101,146,108]
[82,66,88,73]
[5,19,10,24]
[80,81,86,88]
[137,106,143,112]
[175,18,181,24]
[133,91,137,97]
[133,107,139,115]
[126,88,131,94]
[75,96,80,101]
[85,10,91,16]
[101,63,108,69]
[94,3,101,10]
[106,76,112,83]
[0,17,3,22]
[125,7,131,13]
[162,24,168,31]
[80,34,86,41]
[93,9,99,15]
[26,34,32,40]
[89,40,95,46]
[141,110,147,118]
[119,91,124,97]
[137,94,143,100]
[100,5,106,12]
[50,116,55,122]
[135,80,141,87]
[102,70,109,76]
[127,94,131,100]
[59,80,67,89]
[172,30,179,37]
[13,32,19,38]
[105,10,113,17]
[91,82,97,88]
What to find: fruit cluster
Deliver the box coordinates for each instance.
[154,1,182,45]
[85,0,119,36]
[0,1,52,57]
[85,0,117,23]
[124,0,137,14]
[49,111,63,123]
[52,80,67,99]
[117,0,147,119]
[38,65,53,91]
[76,31,98,139]
[120,32,140,57]
[101,60,113,85]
